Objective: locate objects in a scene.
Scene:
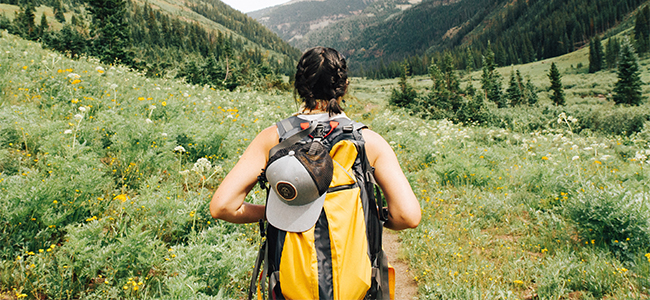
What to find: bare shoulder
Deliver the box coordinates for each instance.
[360,128,392,166]
[249,125,279,159]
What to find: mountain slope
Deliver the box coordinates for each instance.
[250,0,420,49]
[252,0,648,77]
[0,0,300,87]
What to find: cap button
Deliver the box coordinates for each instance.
[288,150,295,156]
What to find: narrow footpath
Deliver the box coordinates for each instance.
[383,230,418,300]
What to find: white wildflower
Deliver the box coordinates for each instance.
[192,158,212,173]
[584,147,593,151]
[149,105,156,110]
[67,73,81,79]
[179,170,190,176]
[213,165,223,174]
[109,83,118,89]
[600,155,612,161]
[572,156,580,161]
[78,106,87,112]
[64,129,73,134]
[95,66,105,72]
[145,118,153,124]
[74,114,83,120]
[174,146,186,153]
[161,133,168,137]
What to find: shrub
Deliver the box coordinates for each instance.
[564,186,650,262]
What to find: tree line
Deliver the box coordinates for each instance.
[356,0,647,80]
[391,34,644,125]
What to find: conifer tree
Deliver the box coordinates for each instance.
[548,62,565,106]
[481,45,505,108]
[13,3,37,40]
[37,14,48,38]
[613,38,644,106]
[525,78,538,106]
[53,0,66,23]
[87,0,134,65]
[506,70,524,106]
[589,36,604,73]
[635,5,650,55]
[605,37,620,69]
[390,62,417,109]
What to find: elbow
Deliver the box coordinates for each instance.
[210,197,228,220]
[404,211,421,229]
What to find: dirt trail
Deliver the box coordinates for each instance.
[383,230,418,300]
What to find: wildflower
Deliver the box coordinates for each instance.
[513,280,524,285]
[179,170,190,176]
[213,165,223,174]
[64,130,73,134]
[600,155,612,161]
[645,253,650,262]
[541,156,549,160]
[109,83,118,89]
[145,118,153,124]
[71,79,81,84]
[96,66,105,73]
[572,155,580,161]
[173,146,186,153]
[78,106,87,112]
[161,101,167,106]
[138,97,145,101]
[74,114,83,120]
[192,158,212,173]
[67,73,80,79]
[149,105,156,110]
[162,133,168,137]
[114,194,128,202]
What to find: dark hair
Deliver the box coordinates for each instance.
[294,47,348,115]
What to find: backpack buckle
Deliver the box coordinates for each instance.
[343,125,354,133]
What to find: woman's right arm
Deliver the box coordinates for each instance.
[210,126,278,224]
[362,129,421,230]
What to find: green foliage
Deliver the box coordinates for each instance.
[605,36,621,69]
[86,0,134,65]
[589,36,604,73]
[548,62,565,106]
[565,186,650,262]
[11,3,38,41]
[613,38,645,106]
[0,33,286,298]
[481,47,505,108]
[506,70,524,106]
[389,63,418,109]
[634,5,650,55]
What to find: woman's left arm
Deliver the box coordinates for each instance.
[210,126,278,223]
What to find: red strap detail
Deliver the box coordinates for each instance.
[300,123,309,130]
[323,121,339,138]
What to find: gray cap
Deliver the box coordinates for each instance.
[265,152,327,232]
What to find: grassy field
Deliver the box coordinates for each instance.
[1,30,650,299]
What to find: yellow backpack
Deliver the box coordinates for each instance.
[250,116,394,300]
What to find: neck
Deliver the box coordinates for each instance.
[299,101,329,115]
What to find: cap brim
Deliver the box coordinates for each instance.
[266,191,326,233]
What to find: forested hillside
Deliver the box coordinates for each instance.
[0,0,300,90]
[355,0,648,78]
[252,0,649,79]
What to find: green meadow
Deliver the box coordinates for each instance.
[1,29,650,299]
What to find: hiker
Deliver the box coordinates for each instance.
[210,46,421,299]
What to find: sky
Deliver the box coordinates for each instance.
[220,0,292,13]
